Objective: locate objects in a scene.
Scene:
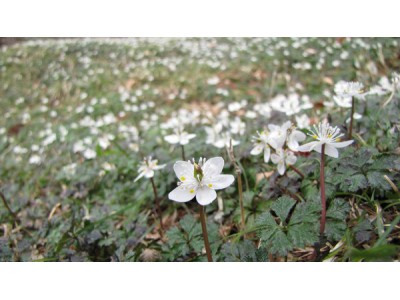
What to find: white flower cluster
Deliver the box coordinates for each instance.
[250,121,306,175]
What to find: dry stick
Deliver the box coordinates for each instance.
[150,177,164,237]
[181,145,186,161]
[199,205,213,262]
[227,140,245,231]
[0,190,18,224]
[348,97,355,140]
[320,144,326,235]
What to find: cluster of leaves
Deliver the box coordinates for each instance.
[328,147,400,195]
[255,196,350,257]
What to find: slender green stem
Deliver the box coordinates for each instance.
[181,145,186,161]
[237,172,245,231]
[199,205,213,262]
[320,144,326,235]
[348,97,355,140]
[150,177,164,236]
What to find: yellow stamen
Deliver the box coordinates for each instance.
[327,134,332,138]
[180,176,186,181]
[208,183,213,188]
[312,134,318,139]
[336,138,341,142]
[190,189,195,193]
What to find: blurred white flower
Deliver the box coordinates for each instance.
[134,157,165,182]
[83,148,97,160]
[295,114,310,129]
[297,122,354,158]
[333,95,352,108]
[271,149,297,175]
[168,157,234,206]
[207,76,220,85]
[164,129,196,145]
[287,127,306,151]
[29,154,42,165]
[334,81,366,99]
[268,121,291,150]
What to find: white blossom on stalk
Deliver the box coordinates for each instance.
[334,81,366,99]
[164,129,196,145]
[268,121,291,149]
[271,149,297,175]
[297,123,354,158]
[134,157,166,182]
[250,130,272,163]
[168,157,234,206]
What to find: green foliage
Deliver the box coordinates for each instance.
[256,196,320,256]
[221,240,269,262]
[325,198,351,241]
[330,147,400,194]
[162,214,221,262]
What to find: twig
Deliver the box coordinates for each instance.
[289,165,305,179]
[0,190,18,223]
[150,177,164,237]
[226,139,245,231]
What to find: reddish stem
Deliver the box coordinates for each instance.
[320,144,326,235]
[150,177,164,236]
[199,205,213,262]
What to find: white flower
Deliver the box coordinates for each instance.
[271,149,297,175]
[250,130,272,163]
[287,127,306,151]
[168,157,234,206]
[29,154,42,165]
[333,95,352,108]
[297,123,354,158]
[334,81,366,99]
[268,121,291,150]
[295,114,310,129]
[164,129,196,145]
[213,132,240,149]
[83,148,96,160]
[134,157,165,182]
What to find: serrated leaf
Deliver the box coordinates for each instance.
[343,173,368,192]
[290,200,320,224]
[179,215,197,235]
[288,223,319,249]
[270,196,296,223]
[325,220,347,241]
[221,240,258,262]
[367,171,392,190]
[266,230,293,256]
[370,154,400,171]
[326,198,350,220]
[301,180,319,202]
[256,212,279,241]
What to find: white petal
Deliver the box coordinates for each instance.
[208,174,234,190]
[144,169,154,178]
[134,172,145,182]
[168,186,197,202]
[186,133,196,140]
[250,143,263,155]
[164,134,179,144]
[286,153,297,165]
[332,140,354,148]
[324,144,339,158]
[196,186,217,206]
[263,147,271,163]
[173,161,194,181]
[277,162,286,175]
[203,157,224,177]
[270,153,281,164]
[297,141,320,152]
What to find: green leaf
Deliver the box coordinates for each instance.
[179,215,197,235]
[343,173,368,192]
[290,200,320,225]
[267,230,293,256]
[270,196,296,224]
[346,245,399,262]
[288,223,319,249]
[367,171,392,190]
[326,198,350,220]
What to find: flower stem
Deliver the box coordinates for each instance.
[150,177,164,236]
[181,145,186,161]
[320,144,326,235]
[237,172,245,231]
[289,165,305,179]
[199,205,213,262]
[348,96,355,140]
[0,190,18,224]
